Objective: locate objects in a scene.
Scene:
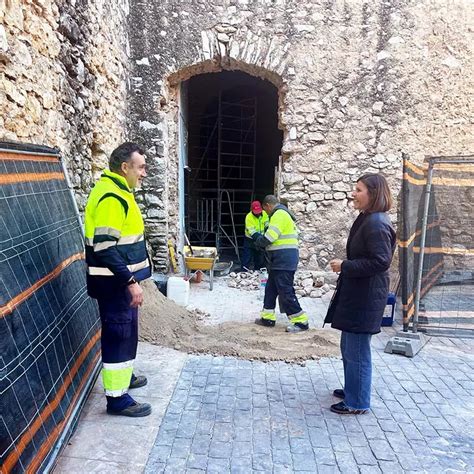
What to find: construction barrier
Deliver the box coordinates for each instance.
[0,142,100,473]
[399,155,474,336]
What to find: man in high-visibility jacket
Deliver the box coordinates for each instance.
[242,200,269,271]
[253,195,309,332]
[85,142,152,417]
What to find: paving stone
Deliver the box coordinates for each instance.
[335,451,358,472]
[164,456,187,472]
[209,440,232,459]
[289,437,313,454]
[252,453,273,471]
[359,465,382,473]
[230,457,252,469]
[186,453,208,471]
[190,435,211,455]
[352,446,378,466]
[368,439,397,461]
[313,447,336,465]
[272,449,293,466]
[273,464,294,474]
[292,453,318,471]
[170,438,192,458]
[308,428,332,448]
[207,456,230,473]
[361,423,385,440]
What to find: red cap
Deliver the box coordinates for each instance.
[251,201,263,213]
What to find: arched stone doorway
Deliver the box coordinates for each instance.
[178,70,283,263]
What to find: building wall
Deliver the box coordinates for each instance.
[128,0,473,271]
[2,1,472,272]
[0,0,130,208]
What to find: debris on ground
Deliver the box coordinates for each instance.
[227,271,260,290]
[138,280,340,363]
[226,270,338,298]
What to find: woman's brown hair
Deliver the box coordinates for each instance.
[357,173,393,213]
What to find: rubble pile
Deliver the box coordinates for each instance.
[294,270,337,298]
[227,271,260,291]
[226,270,338,298]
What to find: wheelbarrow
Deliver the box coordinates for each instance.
[183,246,218,290]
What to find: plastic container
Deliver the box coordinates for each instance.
[381,292,396,327]
[167,277,190,306]
[258,268,268,300]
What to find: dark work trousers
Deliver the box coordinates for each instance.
[263,270,302,316]
[242,237,264,271]
[97,290,138,411]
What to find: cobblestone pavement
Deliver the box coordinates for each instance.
[146,332,474,473]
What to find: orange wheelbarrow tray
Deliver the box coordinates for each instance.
[183,246,218,290]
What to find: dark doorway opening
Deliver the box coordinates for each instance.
[184,71,283,263]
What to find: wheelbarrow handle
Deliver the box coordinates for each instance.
[184,233,194,255]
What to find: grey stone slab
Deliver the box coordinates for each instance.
[289,437,314,454]
[330,434,352,453]
[186,454,208,471]
[209,440,232,459]
[308,428,332,448]
[368,439,396,461]
[164,457,187,473]
[252,453,273,471]
[292,453,318,471]
[313,447,336,466]
[207,456,230,473]
[272,449,293,466]
[352,446,378,466]
[335,451,358,473]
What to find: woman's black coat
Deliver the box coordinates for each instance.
[324,211,396,334]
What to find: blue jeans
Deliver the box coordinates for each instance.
[340,331,372,410]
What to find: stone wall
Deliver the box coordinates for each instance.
[2,1,472,273]
[0,0,130,208]
[128,0,473,272]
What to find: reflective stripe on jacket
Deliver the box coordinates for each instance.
[263,205,299,271]
[245,211,269,238]
[84,169,151,298]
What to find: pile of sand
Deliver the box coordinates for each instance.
[138,280,340,363]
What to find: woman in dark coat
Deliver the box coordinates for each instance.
[324,173,396,415]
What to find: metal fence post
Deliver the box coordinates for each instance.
[413,159,434,333]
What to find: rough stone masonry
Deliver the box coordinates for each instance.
[1,0,473,273]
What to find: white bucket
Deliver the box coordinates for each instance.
[167,277,190,307]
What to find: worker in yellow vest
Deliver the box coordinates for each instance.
[254,195,309,332]
[242,200,269,271]
[85,142,152,417]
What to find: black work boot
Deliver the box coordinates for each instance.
[107,401,152,417]
[129,374,148,389]
[333,389,345,399]
[254,317,276,327]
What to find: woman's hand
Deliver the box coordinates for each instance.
[329,259,343,273]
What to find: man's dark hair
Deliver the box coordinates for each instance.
[109,142,145,172]
[262,194,279,206]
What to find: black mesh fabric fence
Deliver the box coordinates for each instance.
[399,155,474,337]
[0,142,100,473]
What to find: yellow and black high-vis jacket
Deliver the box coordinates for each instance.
[84,169,151,299]
[254,204,299,271]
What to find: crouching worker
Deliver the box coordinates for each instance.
[253,195,309,332]
[85,142,152,417]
